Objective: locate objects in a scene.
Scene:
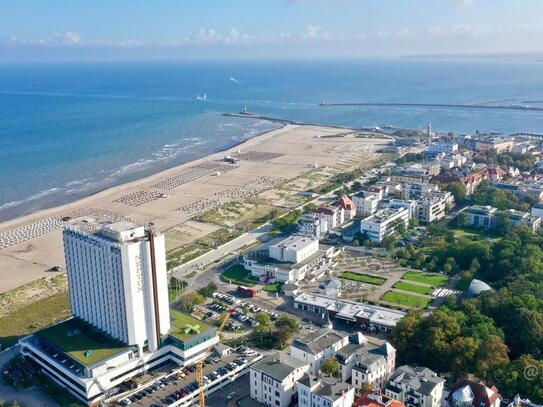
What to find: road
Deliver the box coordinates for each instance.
[170,224,274,278]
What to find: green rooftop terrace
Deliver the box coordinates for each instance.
[37,318,131,367]
[169,309,214,342]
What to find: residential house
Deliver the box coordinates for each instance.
[333,197,357,220]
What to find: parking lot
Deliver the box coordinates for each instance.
[204,291,281,331]
[115,348,261,407]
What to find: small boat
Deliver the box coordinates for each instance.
[196,93,207,101]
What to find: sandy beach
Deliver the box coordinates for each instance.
[0,123,391,293]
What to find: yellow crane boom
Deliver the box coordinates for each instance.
[197,311,230,407]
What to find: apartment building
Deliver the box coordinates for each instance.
[415,192,453,223]
[290,329,350,374]
[298,375,355,407]
[335,334,396,392]
[360,207,409,242]
[385,365,445,407]
[428,140,458,155]
[250,352,309,407]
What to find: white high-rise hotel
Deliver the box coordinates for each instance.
[64,221,170,352]
[19,220,218,405]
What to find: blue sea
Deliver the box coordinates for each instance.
[1,58,543,221]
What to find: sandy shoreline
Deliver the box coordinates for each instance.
[0,119,284,224]
[0,122,390,292]
[0,122,287,229]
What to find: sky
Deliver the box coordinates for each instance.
[1,0,543,62]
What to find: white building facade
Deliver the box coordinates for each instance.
[298,375,355,407]
[290,329,350,374]
[250,352,309,407]
[269,235,319,264]
[360,207,409,242]
[64,221,170,352]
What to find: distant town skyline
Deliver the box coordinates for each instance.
[1,0,543,62]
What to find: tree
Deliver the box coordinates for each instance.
[389,311,423,361]
[359,381,372,393]
[351,181,363,192]
[511,355,543,402]
[274,315,299,348]
[275,315,299,333]
[272,210,301,233]
[394,219,407,239]
[320,357,340,377]
[456,211,468,227]
[254,312,272,333]
[449,336,479,377]
[494,213,513,236]
[446,183,468,205]
[476,335,510,383]
[198,282,218,298]
[177,292,205,313]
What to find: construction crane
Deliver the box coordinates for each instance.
[197,311,230,407]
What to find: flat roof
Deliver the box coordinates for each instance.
[37,318,131,367]
[362,207,407,224]
[294,292,405,328]
[169,309,214,342]
[271,235,318,251]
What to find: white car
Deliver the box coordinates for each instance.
[227,392,237,400]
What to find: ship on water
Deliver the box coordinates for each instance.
[196,92,207,101]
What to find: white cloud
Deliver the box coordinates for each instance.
[396,28,416,39]
[4,31,83,47]
[452,24,486,38]
[301,24,320,39]
[428,25,442,36]
[62,32,82,45]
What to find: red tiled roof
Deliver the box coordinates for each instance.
[314,206,336,216]
[354,391,405,407]
[333,197,357,210]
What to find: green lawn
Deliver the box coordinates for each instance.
[393,281,434,295]
[403,271,449,287]
[0,291,71,350]
[381,291,432,309]
[169,309,213,342]
[450,227,485,239]
[222,265,256,287]
[264,282,282,293]
[339,272,386,285]
[38,318,129,366]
